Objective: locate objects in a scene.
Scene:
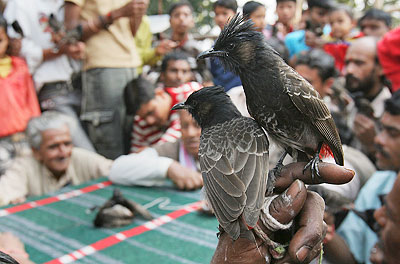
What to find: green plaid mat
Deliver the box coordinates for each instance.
[0,178,218,264]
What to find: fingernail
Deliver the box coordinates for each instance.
[296,246,310,262]
[345,168,355,175]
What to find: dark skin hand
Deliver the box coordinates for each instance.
[211,162,355,264]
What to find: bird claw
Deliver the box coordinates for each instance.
[303,156,321,183]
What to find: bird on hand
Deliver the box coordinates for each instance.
[197,14,344,182]
[172,85,274,244]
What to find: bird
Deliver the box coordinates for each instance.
[197,14,343,180]
[172,85,271,241]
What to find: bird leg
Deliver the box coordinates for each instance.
[271,150,288,178]
[302,143,323,183]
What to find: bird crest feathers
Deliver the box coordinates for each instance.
[215,13,259,50]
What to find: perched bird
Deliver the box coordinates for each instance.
[172,86,270,241]
[198,14,344,180]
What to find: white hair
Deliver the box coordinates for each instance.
[26,111,76,149]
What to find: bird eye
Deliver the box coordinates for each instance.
[192,101,198,107]
[227,43,235,50]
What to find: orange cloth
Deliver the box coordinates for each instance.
[0,56,41,137]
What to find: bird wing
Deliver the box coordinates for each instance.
[280,62,344,165]
[199,117,269,240]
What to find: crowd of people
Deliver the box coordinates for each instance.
[0,0,400,263]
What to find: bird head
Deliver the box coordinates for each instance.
[197,14,266,75]
[171,86,241,128]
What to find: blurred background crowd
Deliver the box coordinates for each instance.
[0,0,400,263]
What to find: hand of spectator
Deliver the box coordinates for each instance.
[305,30,325,49]
[0,232,34,264]
[211,162,354,264]
[8,38,22,56]
[167,161,203,190]
[323,211,336,244]
[10,196,26,204]
[155,39,178,56]
[353,113,377,153]
[60,41,85,60]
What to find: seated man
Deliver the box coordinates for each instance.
[0,111,113,206]
[128,52,202,153]
[110,110,202,190]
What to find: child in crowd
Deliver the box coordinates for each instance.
[243,1,267,37]
[323,5,362,73]
[210,0,241,91]
[272,0,296,39]
[243,1,289,62]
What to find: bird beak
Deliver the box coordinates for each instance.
[197,48,226,60]
[171,102,186,110]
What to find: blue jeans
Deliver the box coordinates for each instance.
[38,81,95,152]
[81,68,137,159]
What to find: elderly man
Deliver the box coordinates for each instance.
[0,111,112,206]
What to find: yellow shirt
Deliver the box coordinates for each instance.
[134,16,162,74]
[0,148,113,206]
[66,0,142,70]
[0,56,12,78]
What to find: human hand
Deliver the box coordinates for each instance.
[8,38,22,56]
[0,232,34,264]
[155,39,178,56]
[353,113,377,152]
[211,162,354,264]
[305,30,325,48]
[59,41,85,60]
[167,161,203,190]
[10,196,26,204]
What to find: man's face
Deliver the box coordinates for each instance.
[0,27,8,58]
[360,19,390,38]
[161,59,193,87]
[169,5,194,35]
[309,7,329,26]
[137,90,171,128]
[33,125,73,178]
[344,43,379,94]
[180,110,201,158]
[214,6,236,30]
[276,1,296,25]
[374,113,400,171]
[295,64,331,97]
[374,174,400,264]
[249,6,266,31]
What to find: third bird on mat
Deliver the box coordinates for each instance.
[172,86,272,242]
[198,14,344,181]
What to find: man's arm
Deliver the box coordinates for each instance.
[109,148,202,190]
[64,0,148,40]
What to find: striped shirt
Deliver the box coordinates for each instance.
[130,82,202,153]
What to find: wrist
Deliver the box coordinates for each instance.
[99,12,113,29]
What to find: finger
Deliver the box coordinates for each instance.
[287,191,326,263]
[274,162,355,192]
[269,180,307,225]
